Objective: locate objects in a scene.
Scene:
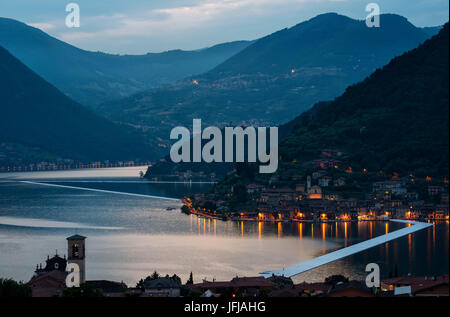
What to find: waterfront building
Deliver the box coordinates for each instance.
[381,275,449,296]
[308,186,322,199]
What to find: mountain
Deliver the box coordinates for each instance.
[208,13,433,77]
[0,45,156,165]
[0,17,251,107]
[200,23,448,214]
[99,13,435,158]
[421,25,443,37]
[279,23,449,177]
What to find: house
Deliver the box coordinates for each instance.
[318,176,332,187]
[269,175,280,184]
[28,270,67,297]
[333,177,346,187]
[312,170,327,180]
[86,280,127,297]
[372,180,407,195]
[428,186,444,196]
[308,186,322,200]
[328,281,374,297]
[405,192,419,200]
[246,184,265,194]
[188,276,289,297]
[295,183,306,193]
[144,277,181,297]
[269,282,331,297]
[260,188,296,204]
[321,149,342,158]
[291,174,304,181]
[381,275,449,296]
[324,193,339,201]
[28,252,68,297]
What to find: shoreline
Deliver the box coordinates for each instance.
[185,208,447,224]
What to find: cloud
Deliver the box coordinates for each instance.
[58,0,313,39]
[48,0,447,53]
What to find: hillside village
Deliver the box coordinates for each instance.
[184,148,449,222]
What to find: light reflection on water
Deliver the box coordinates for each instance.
[0,169,448,286]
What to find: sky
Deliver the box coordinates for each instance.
[0,0,448,54]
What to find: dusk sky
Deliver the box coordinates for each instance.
[1,0,448,54]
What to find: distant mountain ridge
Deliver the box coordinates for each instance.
[208,13,437,77]
[99,13,436,158]
[0,17,252,106]
[0,45,155,164]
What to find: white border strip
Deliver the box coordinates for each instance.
[19,181,180,202]
[260,219,433,278]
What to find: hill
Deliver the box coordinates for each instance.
[197,23,448,215]
[0,45,156,166]
[99,13,435,158]
[280,23,449,177]
[0,17,251,107]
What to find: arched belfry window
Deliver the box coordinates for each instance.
[72,244,79,257]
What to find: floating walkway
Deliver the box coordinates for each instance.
[260,219,433,278]
[19,180,181,201]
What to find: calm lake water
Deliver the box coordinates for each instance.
[0,167,448,286]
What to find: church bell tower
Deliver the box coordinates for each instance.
[67,234,87,283]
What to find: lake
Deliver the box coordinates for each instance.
[0,167,448,286]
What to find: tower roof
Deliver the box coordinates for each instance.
[66,234,87,240]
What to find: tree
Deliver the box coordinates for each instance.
[170,274,182,285]
[186,272,194,285]
[324,275,349,286]
[0,278,31,297]
[150,271,160,280]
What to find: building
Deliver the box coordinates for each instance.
[34,253,67,275]
[295,183,306,193]
[260,188,296,204]
[428,186,445,196]
[28,270,67,297]
[318,176,332,187]
[381,275,449,296]
[321,149,342,158]
[372,180,407,195]
[269,282,331,297]
[67,234,87,284]
[333,177,346,187]
[246,184,265,194]
[144,278,181,297]
[86,280,127,297]
[312,170,327,180]
[188,276,290,297]
[328,281,374,297]
[308,186,322,200]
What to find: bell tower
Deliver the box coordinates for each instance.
[67,234,87,284]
